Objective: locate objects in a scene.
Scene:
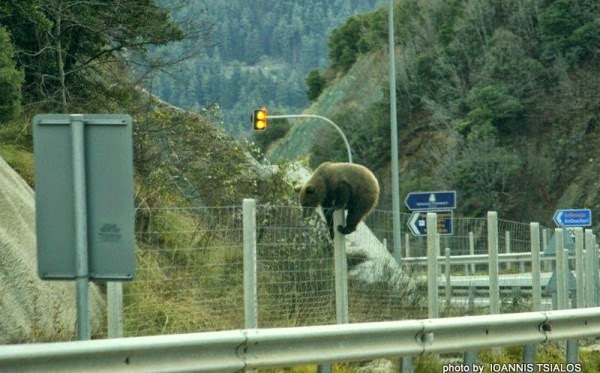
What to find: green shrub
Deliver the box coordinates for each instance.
[0,27,24,123]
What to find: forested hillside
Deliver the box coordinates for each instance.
[273,0,600,225]
[0,0,297,209]
[150,0,382,135]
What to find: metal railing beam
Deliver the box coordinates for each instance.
[2,308,600,372]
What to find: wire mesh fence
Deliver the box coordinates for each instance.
[124,204,565,338]
[126,206,245,336]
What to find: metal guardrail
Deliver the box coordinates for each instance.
[403,252,553,266]
[2,307,600,372]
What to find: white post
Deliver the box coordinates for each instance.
[555,229,567,310]
[542,229,550,272]
[505,231,511,271]
[243,199,258,329]
[585,229,598,307]
[590,235,600,307]
[469,232,475,274]
[585,229,594,307]
[487,212,500,316]
[333,210,349,324]
[107,282,124,338]
[524,222,541,364]
[445,248,451,307]
[530,223,542,312]
[574,228,584,309]
[427,212,439,319]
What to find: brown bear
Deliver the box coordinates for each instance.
[295,162,380,237]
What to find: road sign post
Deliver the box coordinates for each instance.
[33,114,136,340]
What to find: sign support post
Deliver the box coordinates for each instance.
[71,115,91,340]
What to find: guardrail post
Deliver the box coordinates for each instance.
[464,350,478,369]
[243,198,258,329]
[427,212,439,319]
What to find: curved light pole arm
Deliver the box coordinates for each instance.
[268,114,353,163]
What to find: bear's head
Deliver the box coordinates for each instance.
[294,179,325,217]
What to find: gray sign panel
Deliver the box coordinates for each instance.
[33,114,135,281]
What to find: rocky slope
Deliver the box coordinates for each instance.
[0,156,105,343]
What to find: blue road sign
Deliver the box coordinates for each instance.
[552,209,592,227]
[405,190,456,210]
[408,210,453,236]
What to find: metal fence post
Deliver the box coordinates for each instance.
[593,237,600,306]
[487,212,500,356]
[555,229,567,310]
[585,229,596,307]
[542,229,550,272]
[505,231,511,271]
[469,232,475,274]
[531,223,542,312]
[318,209,348,373]
[575,228,584,308]
[333,209,349,324]
[427,212,439,319]
[243,198,258,329]
[445,248,451,308]
[487,212,499,316]
[524,222,541,364]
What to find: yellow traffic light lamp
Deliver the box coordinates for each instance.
[252,107,268,131]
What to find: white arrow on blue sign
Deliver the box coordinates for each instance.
[405,190,456,210]
[408,210,453,236]
[553,209,592,227]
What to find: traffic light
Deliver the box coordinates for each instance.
[252,107,268,131]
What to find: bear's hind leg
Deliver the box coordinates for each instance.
[323,207,335,238]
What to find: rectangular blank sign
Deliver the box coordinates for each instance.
[33,114,135,281]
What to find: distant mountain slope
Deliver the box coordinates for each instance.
[152,0,383,136]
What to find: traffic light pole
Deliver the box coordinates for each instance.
[267,114,353,163]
